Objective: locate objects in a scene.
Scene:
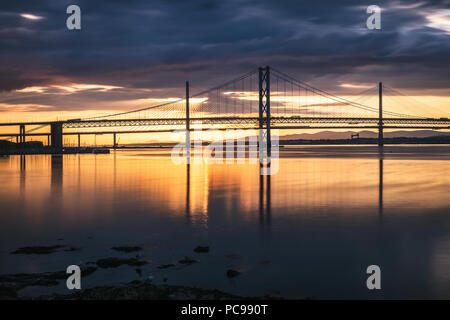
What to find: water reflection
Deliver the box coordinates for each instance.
[186,163,190,222]
[0,147,450,299]
[379,158,383,224]
[259,171,271,236]
[4,150,450,227]
[51,155,63,194]
[20,155,26,193]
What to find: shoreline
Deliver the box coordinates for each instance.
[0,271,280,300]
[1,142,450,156]
[1,244,282,300]
[0,147,110,155]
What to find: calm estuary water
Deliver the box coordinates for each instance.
[1,145,450,299]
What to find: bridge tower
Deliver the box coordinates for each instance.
[258,66,271,159]
[50,122,63,153]
[185,81,191,158]
[378,82,383,147]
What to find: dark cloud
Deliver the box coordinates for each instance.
[0,0,449,101]
[0,68,50,92]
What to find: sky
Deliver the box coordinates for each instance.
[0,0,449,143]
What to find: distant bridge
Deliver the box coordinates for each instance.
[0,66,449,151]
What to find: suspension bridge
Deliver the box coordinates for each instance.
[0,66,449,152]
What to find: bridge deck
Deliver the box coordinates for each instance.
[0,117,448,138]
[0,117,449,128]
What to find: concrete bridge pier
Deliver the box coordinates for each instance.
[50,122,63,153]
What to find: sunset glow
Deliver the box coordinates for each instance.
[1,0,450,304]
[19,13,44,20]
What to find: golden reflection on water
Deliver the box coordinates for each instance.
[1,150,449,224]
[1,149,450,298]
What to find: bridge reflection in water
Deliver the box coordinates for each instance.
[2,148,450,298]
[9,148,450,227]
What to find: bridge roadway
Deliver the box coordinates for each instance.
[1,116,449,149]
[1,116,449,131]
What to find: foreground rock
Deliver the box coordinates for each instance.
[33,280,280,300]
[178,256,198,265]
[10,245,70,255]
[193,246,210,253]
[0,267,98,299]
[157,264,176,269]
[226,269,241,278]
[0,271,282,300]
[96,258,147,268]
[111,246,143,253]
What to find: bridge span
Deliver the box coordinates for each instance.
[0,66,449,151]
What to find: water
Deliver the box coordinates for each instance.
[0,145,449,299]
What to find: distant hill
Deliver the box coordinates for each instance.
[133,130,450,146]
[279,130,450,140]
